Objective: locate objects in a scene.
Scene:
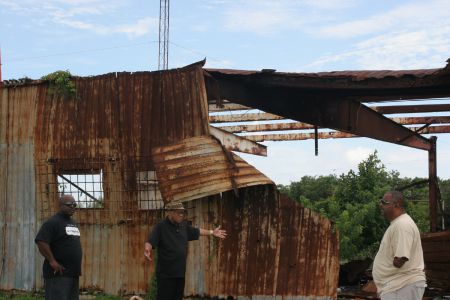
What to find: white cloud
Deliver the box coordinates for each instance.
[223,2,299,35]
[221,0,333,35]
[345,147,373,164]
[317,0,450,38]
[299,0,450,70]
[0,0,155,38]
[305,27,450,70]
[115,17,157,38]
[302,0,359,10]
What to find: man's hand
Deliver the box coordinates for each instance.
[144,242,153,261]
[212,226,227,239]
[393,256,408,268]
[49,260,65,275]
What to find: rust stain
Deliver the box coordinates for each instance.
[185,186,339,298]
[152,135,273,203]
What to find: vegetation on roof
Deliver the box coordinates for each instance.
[41,70,76,98]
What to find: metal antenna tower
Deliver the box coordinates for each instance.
[158,0,169,70]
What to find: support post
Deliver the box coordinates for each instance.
[428,136,438,232]
[314,125,318,156]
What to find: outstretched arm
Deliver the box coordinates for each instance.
[200,225,227,239]
[36,241,65,275]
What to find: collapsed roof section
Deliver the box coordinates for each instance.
[204,61,450,150]
[152,135,273,203]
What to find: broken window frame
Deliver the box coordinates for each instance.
[57,169,105,209]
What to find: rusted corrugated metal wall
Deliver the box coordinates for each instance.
[184,185,339,299]
[0,62,339,298]
[32,63,210,294]
[0,86,40,290]
[422,230,450,290]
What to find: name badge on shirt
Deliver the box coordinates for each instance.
[66,225,80,236]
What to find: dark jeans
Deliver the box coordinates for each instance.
[157,277,185,300]
[44,276,79,300]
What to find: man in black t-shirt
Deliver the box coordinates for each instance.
[35,195,82,300]
[144,202,227,300]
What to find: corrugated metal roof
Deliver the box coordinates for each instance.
[152,135,273,203]
[205,67,443,81]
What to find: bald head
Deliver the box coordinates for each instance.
[59,194,76,204]
[380,191,406,221]
[59,194,77,216]
[385,191,406,209]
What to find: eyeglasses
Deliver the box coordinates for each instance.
[172,210,186,216]
[63,203,77,208]
[379,199,390,205]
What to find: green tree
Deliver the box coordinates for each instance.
[281,151,431,262]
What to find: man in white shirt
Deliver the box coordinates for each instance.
[372,191,426,300]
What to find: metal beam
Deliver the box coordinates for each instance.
[206,79,433,149]
[213,116,450,133]
[209,102,251,112]
[429,136,438,232]
[373,104,450,114]
[210,112,284,123]
[242,125,450,142]
[217,122,314,133]
[209,102,450,115]
[205,67,450,102]
[209,126,267,156]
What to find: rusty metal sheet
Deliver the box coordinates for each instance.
[0,86,39,291]
[421,230,450,290]
[35,62,209,160]
[209,126,267,156]
[205,63,450,103]
[184,185,339,299]
[205,67,441,81]
[152,135,273,203]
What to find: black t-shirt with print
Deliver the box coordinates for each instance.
[148,218,200,278]
[35,212,83,278]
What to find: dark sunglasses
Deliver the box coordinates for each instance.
[172,210,186,216]
[379,199,390,205]
[63,203,77,208]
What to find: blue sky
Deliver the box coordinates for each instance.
[1,0,450,184]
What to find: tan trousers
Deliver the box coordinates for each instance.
[381,281,426,300]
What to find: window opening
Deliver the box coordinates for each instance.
[137,170,164,210]
[57,170,104,208]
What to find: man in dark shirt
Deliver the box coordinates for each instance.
[35,195,82,300]
[144,202,226,300]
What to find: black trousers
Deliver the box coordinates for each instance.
[157,277,185,300]
[44,276,79,300]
